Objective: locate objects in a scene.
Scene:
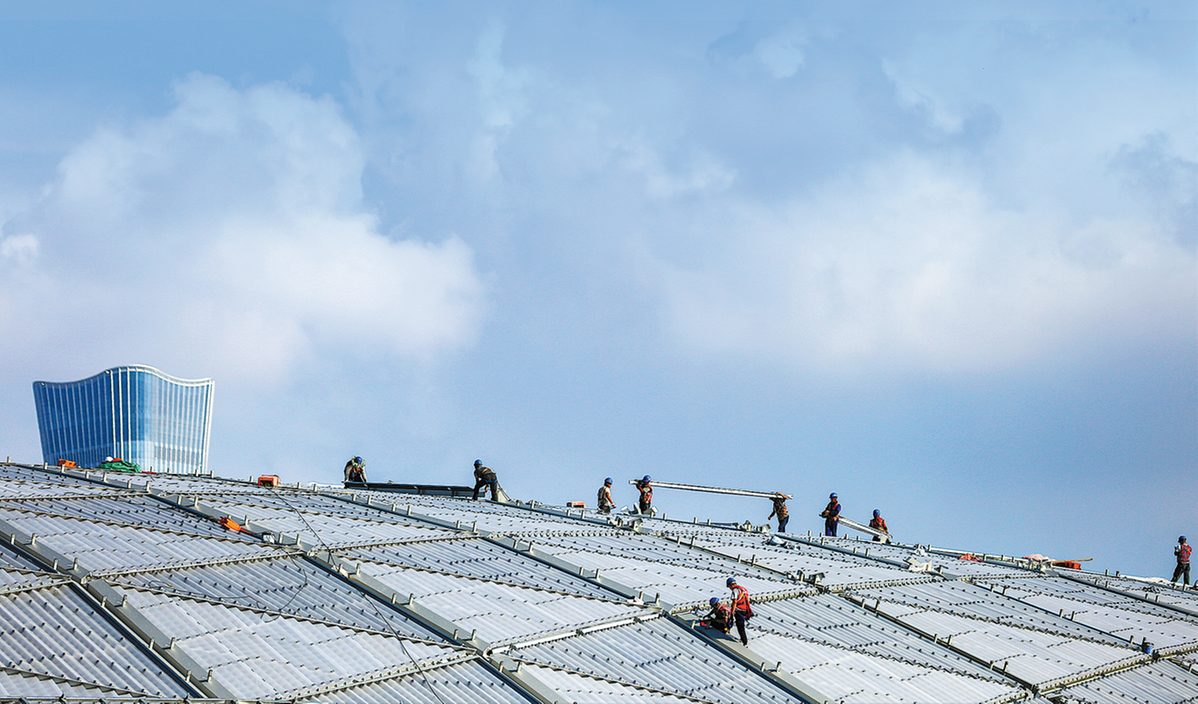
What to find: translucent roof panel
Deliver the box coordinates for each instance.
[0,493,237,539]
[526,533,813,607]
[0,583,191,697]
[505,616,804,704]
[361,561,645,647]
[1067,571,1198,615]
[520,662,715,703]
[110,555,440,640]
[1055,659,1198,702]
[0,566,67,592]
[0,668,132,700]
[340,537,617,598]
[349,491,624,535]
[978,576,1198,651]
[796,537,1035,579]
[311,659,532,704]
[746,593,1008,682]
[0,538,45,571]
[690,533,934,590]
[746,635,1018,704]
[114,585,473,701]
[850,580,1129,645]
[0,510,273,575]
[867,599,1143,688]
[197,497,458,546]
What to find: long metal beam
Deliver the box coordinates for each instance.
[627,479,791,500]
[837,516,891,543]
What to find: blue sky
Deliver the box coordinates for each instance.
[1,1,1194,579]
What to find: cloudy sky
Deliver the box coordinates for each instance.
[1,1,1194,578]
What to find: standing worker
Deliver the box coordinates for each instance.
[344,456,366,484]
[1173,536,1191,588]
[726,577,753,645]
[820,493,841,537]
[700,596,732,634]
[635,475,653,515]
[869,509,889,542]
[472,460,499,501]
[597,477,615,514]
[768,493,789,533]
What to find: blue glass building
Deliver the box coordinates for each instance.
[33,365,214,473]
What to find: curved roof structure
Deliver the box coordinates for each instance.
[1,460,1196,703]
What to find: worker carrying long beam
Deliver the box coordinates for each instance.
[820,493,841,536]
[768,493,789,533]
[634,475,653,514]
[869,509,889,541]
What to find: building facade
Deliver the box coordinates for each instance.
[33,365,214,474]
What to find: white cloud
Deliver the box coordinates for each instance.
[646,151,1195,375]
[0,73,487,384]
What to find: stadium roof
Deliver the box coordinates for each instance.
[1,461,1197,703]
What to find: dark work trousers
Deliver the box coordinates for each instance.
[473,478,497,500]
[777,515,788,533]
[1173,562,1191,586]
[734,611,749,645]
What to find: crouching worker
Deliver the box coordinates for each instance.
[700,597,732,634]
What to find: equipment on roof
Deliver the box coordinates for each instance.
[258,475,279,488]
[835,515,892,544]
[624,479,792,500]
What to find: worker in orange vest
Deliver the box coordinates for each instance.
[869,509,889,541]
[727,577,753,645]
[1173,536,1192,587]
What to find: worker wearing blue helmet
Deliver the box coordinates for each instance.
[597,477,615,514]
[343,456,366,484]
[472,460,499,501]
[820,492,841,537]
[635,475,653,515]
[701,595,732,634]
[1173,536,1191,587]
[726,577,753,645]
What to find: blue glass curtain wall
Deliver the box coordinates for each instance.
[33,366,214,474]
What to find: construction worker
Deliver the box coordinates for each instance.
[635,475,653,515]
[700,596,732,634]
[869,509,889,541]
[597,477,615,514]
[727,577,753,645]
[1173,536,1191,587]
[820,493,841,537]
[472,460,499,501]
[344,456,366,483]
[768,493,789,533]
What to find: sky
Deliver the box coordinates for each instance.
[0,1,1194,580]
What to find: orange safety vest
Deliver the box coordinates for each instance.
[730,584,752,617]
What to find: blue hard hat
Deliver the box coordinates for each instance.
[830,492,837,499]
[726,577,736,587]
[709,597,720,606]
[354,456,363,463]
[873,509,880,517]
[474,459,482,466]
[604,477,612,484]
[1181,536,1187,542]
[643,475,651,482]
